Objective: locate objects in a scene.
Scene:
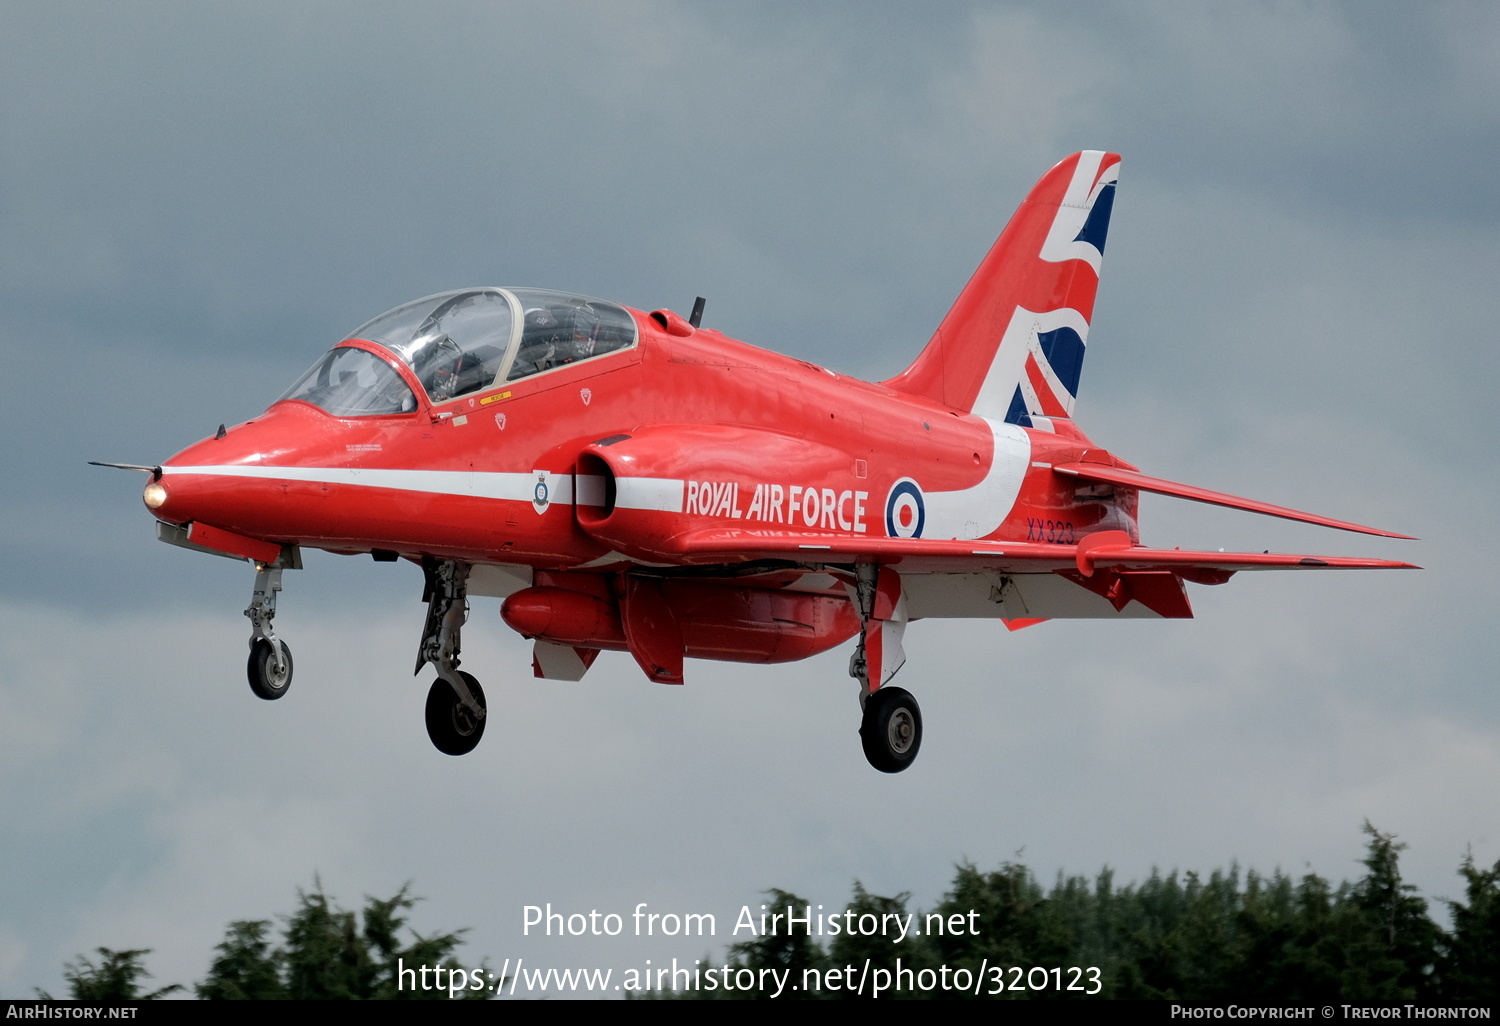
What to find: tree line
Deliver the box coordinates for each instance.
[44,882,488,1001]
[44,825,1498,1000]
[710,825,1497,1001]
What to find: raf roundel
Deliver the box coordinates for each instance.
[885,478,925,539]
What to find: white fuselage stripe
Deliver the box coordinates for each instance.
[921,418,1031,541]
[162,465,684,512]
[166,448,1013,529]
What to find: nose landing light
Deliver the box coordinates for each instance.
[144,481,168,509]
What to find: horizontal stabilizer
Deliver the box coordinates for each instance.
[1051,463,1415,539]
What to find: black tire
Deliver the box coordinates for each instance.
[425,672,486,756]
[247,638,293,700]
[859,686,921,773]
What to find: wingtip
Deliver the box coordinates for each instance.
[1351,523,1419,541]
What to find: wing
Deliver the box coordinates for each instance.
[660,527,1416,624]
[662,527,1420,576]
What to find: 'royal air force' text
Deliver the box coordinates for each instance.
[687,481,869,533]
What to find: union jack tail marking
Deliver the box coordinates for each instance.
[884,150,1120,429]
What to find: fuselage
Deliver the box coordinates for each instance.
[113,152,1415,768]
[149,295,1139,571]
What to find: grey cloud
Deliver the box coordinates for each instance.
[1,0,1494,999]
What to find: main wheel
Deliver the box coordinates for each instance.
[425,672,486,756]
[247,639,293,700]
[860,686,921,773]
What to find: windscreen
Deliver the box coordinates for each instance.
[278,346,417,416]
[346,289,514,403]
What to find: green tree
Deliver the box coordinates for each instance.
[721,889,827,1000]
[278,884,366,999]
[1104,867,1250,1000]
[1441,852,1500,1000]
[928,860,1073,994]
[197,921,285,1000]
[43,948,182,1001]
[1346,822,1442,1000]
[357,884,486,999]
[198,881,489,1000]
[825,882,931,999]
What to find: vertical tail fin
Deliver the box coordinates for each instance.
[884,151,1119,428]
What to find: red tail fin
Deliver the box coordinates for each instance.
[885,151,1119,427]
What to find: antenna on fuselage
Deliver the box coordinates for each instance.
[689,296,706,328]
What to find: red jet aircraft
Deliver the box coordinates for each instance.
[97,151,1416,772]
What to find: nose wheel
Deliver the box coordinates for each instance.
[248,638,293,700]
[245,563,293,700]
[859,686,921,773]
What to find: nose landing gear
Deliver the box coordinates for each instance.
[416,559,487,756]
[245,564,293,700]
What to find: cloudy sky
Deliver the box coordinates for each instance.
[2,0,1497,998]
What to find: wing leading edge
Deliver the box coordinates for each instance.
[658,527,1414,626]
[661,527,1420,577]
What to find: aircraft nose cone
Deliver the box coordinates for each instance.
[141,471,205,525]
[143,480,169,510]
[149,403,340,530]
[143,464,220,527]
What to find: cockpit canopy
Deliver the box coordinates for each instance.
[278,288,637,416]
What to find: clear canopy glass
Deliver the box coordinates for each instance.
[278,288,639,415]
[506,289,637,382]
[347,289,515,403]
[278,347,417,416]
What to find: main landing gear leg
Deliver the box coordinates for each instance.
[416,559,487,756]
[245,563,293,700]
[849,562,921,773]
